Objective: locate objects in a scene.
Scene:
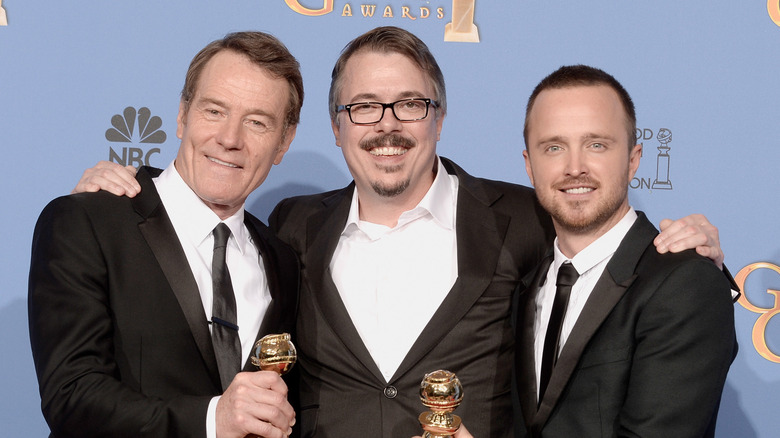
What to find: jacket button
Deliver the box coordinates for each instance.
[383,386,398,398]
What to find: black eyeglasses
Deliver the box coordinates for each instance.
[336,98,438,125]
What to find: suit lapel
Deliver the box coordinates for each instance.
[392,158,511,379]
[517,254,553,428]
[305,185,387,382]
[132,167,220,387]
[531,213,658,430]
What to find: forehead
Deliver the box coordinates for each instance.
[339,50,432,101]
[194,50,288,111]
[528,85,627,136]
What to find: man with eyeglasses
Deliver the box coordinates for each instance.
[73,27,728,437]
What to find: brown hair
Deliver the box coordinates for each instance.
[328,26,446,122]
[181,31,304,131]
[524,65,637,149]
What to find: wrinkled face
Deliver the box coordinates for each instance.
[332,51,444,203]
[523,85,641,236]
[175,50,295,219]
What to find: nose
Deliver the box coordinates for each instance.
[215,116,243,149]
[564,148,587,177]
[374,106,402,133]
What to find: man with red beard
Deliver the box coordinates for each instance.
[511,65,736,437]
[73,28,731,438]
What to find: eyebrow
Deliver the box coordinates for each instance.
[347,90,426,103]
[537,133,617,145]
[196,96,280,122]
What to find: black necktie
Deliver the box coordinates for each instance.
[211,223,241,391]
[539,261,579,403]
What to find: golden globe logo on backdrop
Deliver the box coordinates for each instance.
[284,0,480,42]
[630,127,674,191]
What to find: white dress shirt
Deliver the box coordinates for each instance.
[154,161,271,437]
[533,208,638,399]
[330,157,459,382]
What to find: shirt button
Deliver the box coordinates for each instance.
[383,386,398,399]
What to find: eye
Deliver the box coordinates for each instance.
[351,103,378,114]
[546,144,563,152]
[591,142,605,149]
[402,99,425,110]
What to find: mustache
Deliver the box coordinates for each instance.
[360,134,416,151]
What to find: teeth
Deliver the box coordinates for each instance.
[369,147,407,156]
[209,156,238,168]
[565,187,593,194]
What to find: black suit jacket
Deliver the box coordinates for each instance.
[269,157,555,438]
[28,166,299,438]
[514,212,736,438]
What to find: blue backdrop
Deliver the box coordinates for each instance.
[2,1,778,435]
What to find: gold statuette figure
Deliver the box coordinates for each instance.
[251,333,297,375]
[419,370,464,437]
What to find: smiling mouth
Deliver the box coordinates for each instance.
[563,187,594,194]
[208,156,239,168]
[369,146,407,156]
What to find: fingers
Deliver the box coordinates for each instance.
[654,214,724,269]
[71,161,141,197]
[216,372,295,438]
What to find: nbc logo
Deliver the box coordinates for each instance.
[106,107,167,167]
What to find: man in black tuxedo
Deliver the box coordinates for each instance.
[72,28,729,438]
[28,32,302,438]
[510,65,736,437]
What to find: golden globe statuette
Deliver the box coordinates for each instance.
[419,370,464,438]
[251,333,297,375]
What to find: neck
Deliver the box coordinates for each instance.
[554,205,630,258]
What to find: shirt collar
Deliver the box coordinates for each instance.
[553,207,638,276]
[341,156,457,236]
[153,161,249,254]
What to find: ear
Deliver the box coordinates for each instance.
[331,118,342,148]
[176,101,186,140]
[435,111,445,142]
[628,143,642,180]
[523,149,535,187]
[274,125,297,165]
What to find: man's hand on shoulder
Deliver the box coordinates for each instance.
[72,160,140,197]
[216,371,295,438]
[654,213,724,269]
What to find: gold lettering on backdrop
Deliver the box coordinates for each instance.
[736,262,780,363]
[285,2,448,26]
[285,0,334,16]
[769,0,780,26]
[361,5,377,17]
[445,0,479,42]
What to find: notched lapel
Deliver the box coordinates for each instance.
[533,213,657,426]
[304,187,386,382]
[517,255,553,427]
[393,159,511,379]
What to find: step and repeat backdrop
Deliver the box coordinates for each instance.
[1,1,778,436]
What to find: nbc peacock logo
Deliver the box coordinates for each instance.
[105,106,166,167]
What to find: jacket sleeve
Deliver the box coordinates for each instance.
[616,257,736,437]
[28,195,211,438]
